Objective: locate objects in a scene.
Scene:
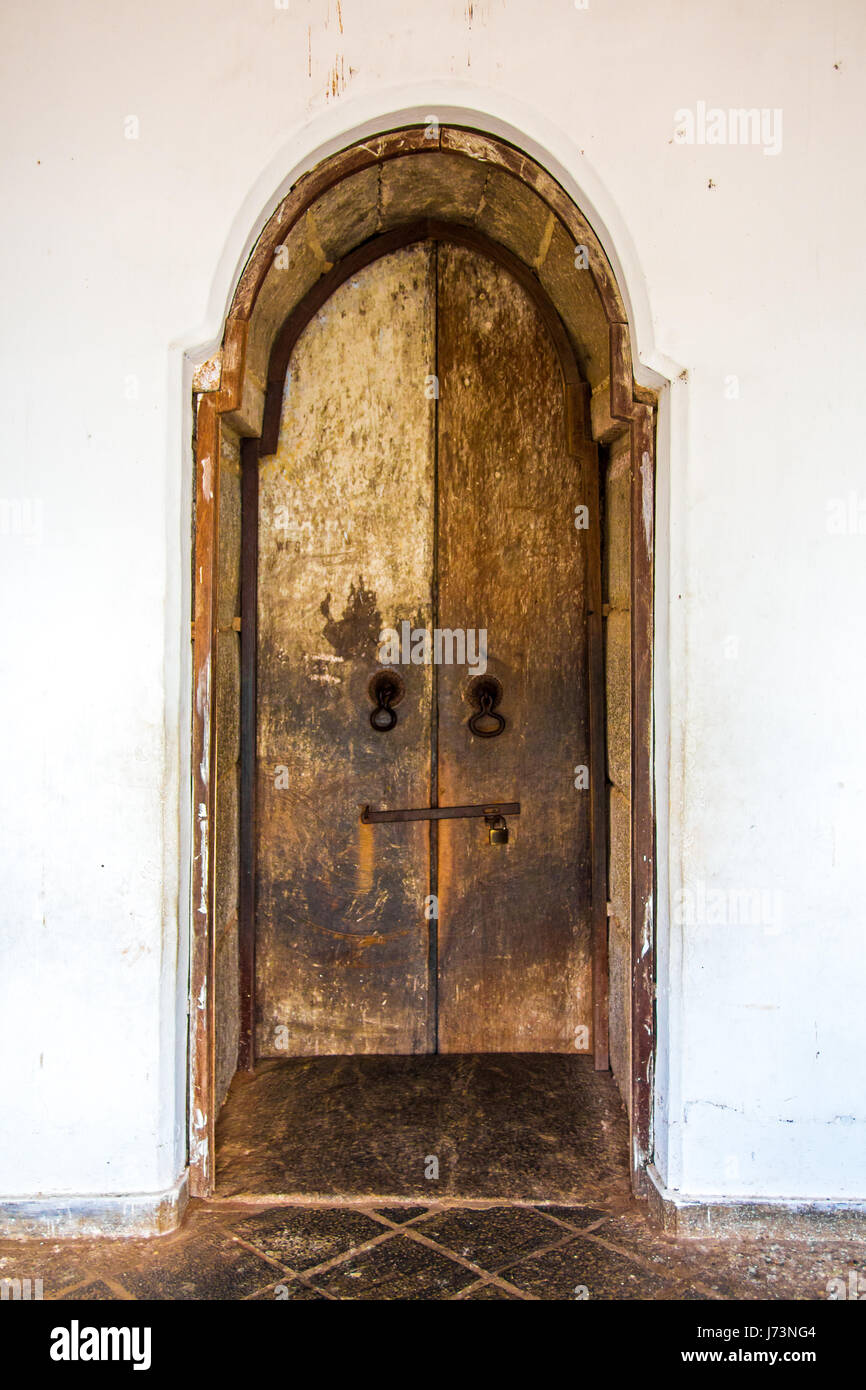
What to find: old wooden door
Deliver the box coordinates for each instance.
[254,240,593,1059]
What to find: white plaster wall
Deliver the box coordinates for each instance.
[0,0,863,1203]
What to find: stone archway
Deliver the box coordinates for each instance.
[190,126,656,1198]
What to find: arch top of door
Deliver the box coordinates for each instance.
[228,126,628,329]
[257,220,587,459]
[205,128,653,451]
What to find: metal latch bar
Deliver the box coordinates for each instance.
[361,801,520,825]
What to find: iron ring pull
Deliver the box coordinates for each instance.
[468,688,506,739]
[369,671,403,732]
[370,685,398,731]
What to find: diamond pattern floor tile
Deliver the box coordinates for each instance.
[305,1233,479,1300]
[230,1206,384,1272]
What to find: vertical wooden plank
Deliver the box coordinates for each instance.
[428,241,440,1056]
[630,404,656,1182]
[238,436,259,1071]
[436,244,593,1053]
[254,244,436,1056]
[571,383,610,1072]
[212,425,243,1112]
[610,320,656,1185]
[189,395,219,1196]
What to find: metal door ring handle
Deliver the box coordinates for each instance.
[469,694,506,738]
[467,676,506,739]
[368,670,404,732]
[371,702,398,731]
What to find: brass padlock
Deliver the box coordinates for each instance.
[486,814,509,846]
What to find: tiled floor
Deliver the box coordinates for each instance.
[3,1059,860,1301]
[1,1199,860,1300]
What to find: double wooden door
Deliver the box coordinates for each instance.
[254,240,594,1057]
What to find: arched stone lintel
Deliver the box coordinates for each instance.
[205,130,643,438]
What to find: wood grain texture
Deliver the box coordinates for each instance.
[255,245,436,1056]
[435,244,593,1053]
[189,394,219,1195]
[254,239,601,1063]
[238,436,259,1071]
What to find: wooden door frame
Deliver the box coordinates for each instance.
[189,127,656,1198]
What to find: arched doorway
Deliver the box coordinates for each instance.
[190,127,656,1199]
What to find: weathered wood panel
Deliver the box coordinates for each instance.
[255,245,436,1056]
[436,244,593,1053]
[605,421,634,1106]
[214,424,242,1107]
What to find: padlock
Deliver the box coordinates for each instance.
[486,814,509,846]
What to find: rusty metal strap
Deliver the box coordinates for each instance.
[361,801,520,825]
